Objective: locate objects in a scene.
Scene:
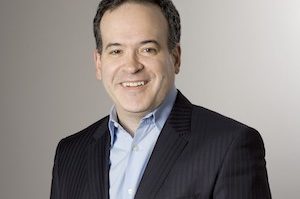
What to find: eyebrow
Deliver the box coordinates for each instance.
[105,43,121,50]
[104,40,161,50]
[140,40,160,47]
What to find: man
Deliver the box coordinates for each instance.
[50,0,271,198]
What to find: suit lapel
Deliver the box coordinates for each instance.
[134,91,193,199]
[87,118,110,199]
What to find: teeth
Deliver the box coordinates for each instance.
[122,81,145,87]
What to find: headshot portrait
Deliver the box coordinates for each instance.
[0,0,299,199]
[50,0,271,198]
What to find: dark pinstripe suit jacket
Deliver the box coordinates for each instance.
[50,91,271,199]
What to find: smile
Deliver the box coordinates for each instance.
[121,81,146,87]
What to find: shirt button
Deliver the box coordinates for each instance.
[128,188,133,195]
[132,145,139,151]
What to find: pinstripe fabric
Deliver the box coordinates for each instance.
[50,91,271,199]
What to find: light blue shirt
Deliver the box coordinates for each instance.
[108,87,177,199]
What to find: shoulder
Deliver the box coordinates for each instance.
[190,104,263,148]
[191,105,248,129]
[174,91,261,142]
[56,116,109,153]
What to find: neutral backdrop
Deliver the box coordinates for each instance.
[0,0,299,198]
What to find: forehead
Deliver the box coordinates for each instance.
[100,2,168,45]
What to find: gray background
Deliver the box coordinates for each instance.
[0,0,299,198]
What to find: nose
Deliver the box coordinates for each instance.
[123,52,144,74]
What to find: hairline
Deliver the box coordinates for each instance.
[94,0,180,54]
[99,2,169,53]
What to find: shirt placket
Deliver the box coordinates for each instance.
[121,119,151,199]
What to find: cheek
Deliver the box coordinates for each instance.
[159,60,176,77]
[100,69,115,92]
[144,58,172,73]
[101,61,119,80]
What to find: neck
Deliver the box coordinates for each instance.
[117,111,149,137]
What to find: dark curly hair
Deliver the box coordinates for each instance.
[93,0,181,53]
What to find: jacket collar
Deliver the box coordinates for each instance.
[134,90,193,199]
[88,117,110,199]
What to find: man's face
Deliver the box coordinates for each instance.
[94,3,180,118]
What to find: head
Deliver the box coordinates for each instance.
[93,0,181,123]
[93,0,181,53]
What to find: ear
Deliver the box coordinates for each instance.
[94,50,102,80]
[171,44,181,74]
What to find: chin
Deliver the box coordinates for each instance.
[123,106,150,114]
[120,102,153,114]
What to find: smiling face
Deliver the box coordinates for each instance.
[94,2,180,121]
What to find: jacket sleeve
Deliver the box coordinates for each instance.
[213,128,272,199]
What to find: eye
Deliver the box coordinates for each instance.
[142,48,157,55]
[109,49,122,55]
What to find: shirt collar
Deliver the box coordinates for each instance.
[108,86,178,146]
[152,86,177,130]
